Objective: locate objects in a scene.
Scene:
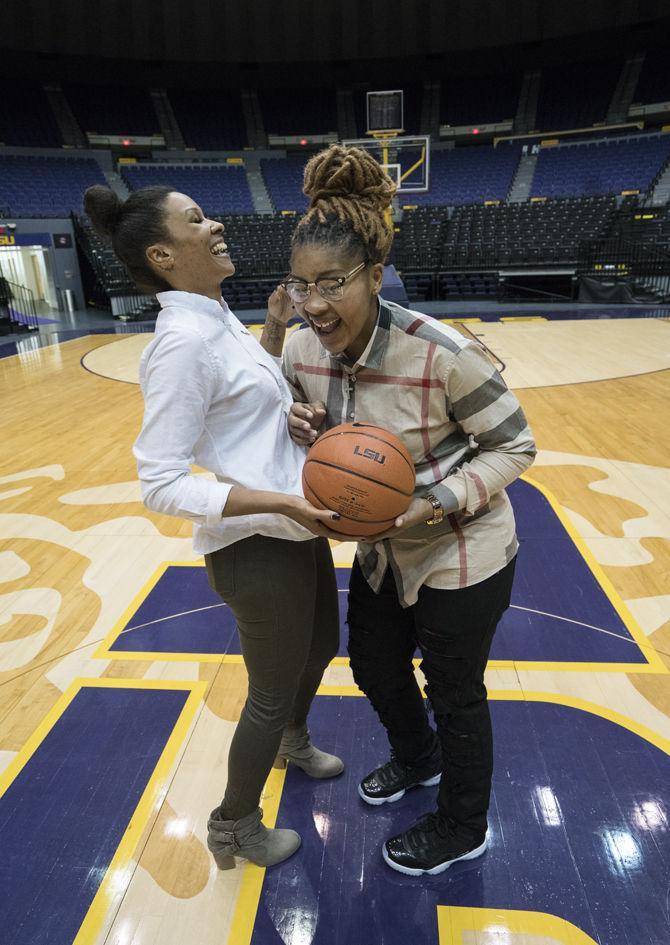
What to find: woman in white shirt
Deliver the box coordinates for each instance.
[84,184,343,869]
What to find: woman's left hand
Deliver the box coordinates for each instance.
[267,284,293,325]
[332,497,434,543]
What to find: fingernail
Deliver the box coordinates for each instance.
[331,513,341,520]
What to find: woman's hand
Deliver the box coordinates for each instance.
[330,497,434,543]
[289,401,326,446]
[267,284,293,325]
[283,496,342,537]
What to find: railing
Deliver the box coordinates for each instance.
[0,268,38,331]
[577,237,670,301]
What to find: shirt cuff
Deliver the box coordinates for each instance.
[430,478,466,515]
[207,481,234,525]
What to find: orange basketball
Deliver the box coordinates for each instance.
[302,422,416,537]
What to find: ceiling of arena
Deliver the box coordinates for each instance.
[1,0,669,64]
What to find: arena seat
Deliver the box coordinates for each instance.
[167,89,247,150]
[407,144,521,206]
[0,155,107,217]
[0,83,62,148]
[535,59,622,131]
[440,72,522,127]
[531,133,670,198]
[259,89,337,136]
[260,156,310,211]
[635,49,670,105]
[63,84,159,137]
[120,164,255,214]
[440,196,617,268]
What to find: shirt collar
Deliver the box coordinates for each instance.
[330,298,392,372]
[156,289,232,322]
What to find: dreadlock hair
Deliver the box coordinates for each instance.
[83,184,175,294]
[291,144,397,265]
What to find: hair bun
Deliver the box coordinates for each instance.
[303,144,396,213]
[83,185,123,238]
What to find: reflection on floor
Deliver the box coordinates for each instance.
[1,310,669,945]
[249,694,670,945]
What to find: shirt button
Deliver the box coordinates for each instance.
[348,412,355,419]
[349,374,357,384]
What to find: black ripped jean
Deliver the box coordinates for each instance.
[347,555,516,842]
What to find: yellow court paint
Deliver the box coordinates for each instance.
[97,480,662,673]
[225,767,288,945]
[521,473,668,674]
[438,905,598,944]
[0,678,207,945]
[226,687,670,945]
[96,561,350,664]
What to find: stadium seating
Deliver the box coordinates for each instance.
[120,164,255,214]
[440,72,521,127]
[535,60,621,131]
[406,144,521,206]
[391,207,451,270]
[0,83,62,148]
[259,89,337,136]
[634,49,670,105]
[63,84,159,137]
[260,156,310,211]
[167,89,247,150]
[440,197,617,268]
[213,213,295,277]
[0,155,107,217]
[531,133,670,198]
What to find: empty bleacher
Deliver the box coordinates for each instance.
[407,144,521,206]
[63,84,160,137]
[440,72,522,127]
[0,155,107,217]
[167,89,247,150]
[0,83,62,148]
[259,89,337,136]
[634,49,670,105]
[214,213,295,278]
[391,207,450,270]
[531,133,670,198]
[535,60,622,131]
[441,197,617,268]
[120,163,255,214]
[260,155,310,211]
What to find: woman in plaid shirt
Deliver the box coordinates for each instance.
[280,145,536,876]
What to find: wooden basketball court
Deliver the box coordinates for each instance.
[1,314,669,945]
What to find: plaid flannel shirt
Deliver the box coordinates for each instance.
[283,299,536,606]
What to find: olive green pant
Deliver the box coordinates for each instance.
[205,535,339,820]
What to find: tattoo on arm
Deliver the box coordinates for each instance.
[260,315,287,355]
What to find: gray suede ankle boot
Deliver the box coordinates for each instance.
[274,725,344,779]
[206,806,301,869]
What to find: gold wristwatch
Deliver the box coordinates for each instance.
[424,492,444,526]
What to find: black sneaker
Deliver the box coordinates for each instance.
[358,753,442,806]
[383,813,487,876]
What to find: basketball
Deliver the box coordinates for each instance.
[302,422,416,537]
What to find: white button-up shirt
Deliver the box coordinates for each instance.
[133,290,312,554]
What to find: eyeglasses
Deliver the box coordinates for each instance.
[281,260,367,303]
